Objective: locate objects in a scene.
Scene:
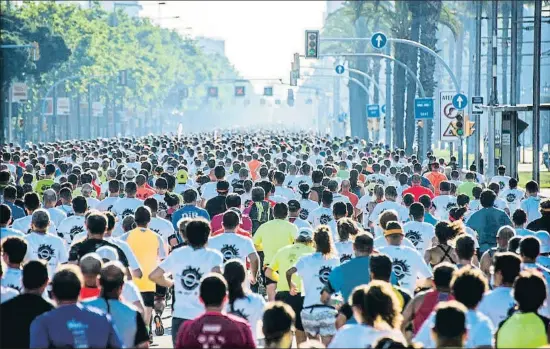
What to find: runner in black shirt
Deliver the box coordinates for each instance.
[68,212,129,268]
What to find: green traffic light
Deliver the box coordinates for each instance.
[308,49,316,56]
[457,129,464,136]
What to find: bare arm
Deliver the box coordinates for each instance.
[424,249,432,266]
[401,294,422,337]
[286,267,298,295]
[479,251,492,278]
[248,252,260,284]
[149,267,174,288]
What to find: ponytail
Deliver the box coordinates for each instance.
[223,260,247,314]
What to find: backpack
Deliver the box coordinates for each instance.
[248,201,272,235]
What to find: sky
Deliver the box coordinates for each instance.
[139,1,327,86]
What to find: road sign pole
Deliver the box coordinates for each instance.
[474,0,482,171]
[533,0,542,183]
[385,45,392,148]
[458,137,464,169]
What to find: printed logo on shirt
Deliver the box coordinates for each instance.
[318,266,333,284]
[319,214,332,225]
[69,225,85,241]
[446,202,457,210]
[405,230,422,247]
[158,202,168,212]
[230,308,249,321]
[299,209,309,220]
[180,266,203,291]
[244,199,252,208]
[392,258,411,281]
[37,244,55,261]
[499,181,505,189]
[107,205,114,212]
[121,208,135,218]
[220,244,240,262]
[6,283,21,292]
[506,193,516,203]
[340,254,352,264]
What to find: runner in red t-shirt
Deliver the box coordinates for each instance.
[176,274,256,349]
[403,174,435,201]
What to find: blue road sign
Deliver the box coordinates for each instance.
[371,32,387,50]
[366,104,380,118]
[414,98,434,119]
[338,112,347,122]
[335,65,345,74]
[381,104,386,114]
[452,93,468,110]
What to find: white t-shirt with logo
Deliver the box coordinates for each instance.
[149,217,175,246]
[403,221,436,256]
[158,246,223,320]
[378,245,433,294]
[335,240,354,264]
[494,197,509,212]
[95,197,119,213]
[293,175,313,189]
[86,197,101,210]
[332,193,351,206]
[46,207,67,227]
[274,186,297,202]
[25,232,68,278]
[152,194,170,215]
[490,175,512,192]
[329,325,406,349]
[373,235,416,249]
[292,218,312,231]
[298,199,319,221]
[295,252,340,307]
[356,194,373,228]
[1,267,23,292]
[207,233,256,264]
[368,201,408,225]
[432,195,457,220]
[500,188,524,214]
[111,198,143,218]
[309,207,335,228]
[225,293,266,343]
[104,236,142,272]
[56,215,87,245]
[11,215,57,235]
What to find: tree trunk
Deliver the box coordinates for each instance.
[391,2,410,150]
[406,4,421,155]
[393,44,407,149]
[418,0,442,149]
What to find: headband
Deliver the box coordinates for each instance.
[384,228,403,235]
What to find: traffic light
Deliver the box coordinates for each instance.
[454,111,465,137]
[305,30,320,59]
[264,86,273,97]
[465,114,476,137]
[207,86,218,98]
[235,86,245,97]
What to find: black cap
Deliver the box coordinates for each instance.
[288,200,300,211]
[216,180,230,192]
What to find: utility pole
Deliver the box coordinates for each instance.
[385,45,392,148]
[511,0,518,108]
[487,0,499,178]
[474,0,482,170]
[532,0,542,183]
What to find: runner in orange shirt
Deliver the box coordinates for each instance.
[424,163,447,196]
[248,153,261,181]
[136,174,155,200]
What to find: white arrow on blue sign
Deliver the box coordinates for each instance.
[414,98,434,119]
[366,104,380,118]
[381,104,386,114]
[452,93,468,110]
[371,32,387,50]
[335,65,345,74]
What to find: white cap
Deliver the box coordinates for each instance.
[96,246,119,262]
[536,231,550,254]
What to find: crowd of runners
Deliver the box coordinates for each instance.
[0,129,549,348]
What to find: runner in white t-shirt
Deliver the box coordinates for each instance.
[403,203,436,256]
[149,218,223,346]
[378,221,433,294]
[287,226,340,346]
[24,210,68,278]
[223,259,265,344]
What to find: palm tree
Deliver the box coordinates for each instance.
[405,1,421,154]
